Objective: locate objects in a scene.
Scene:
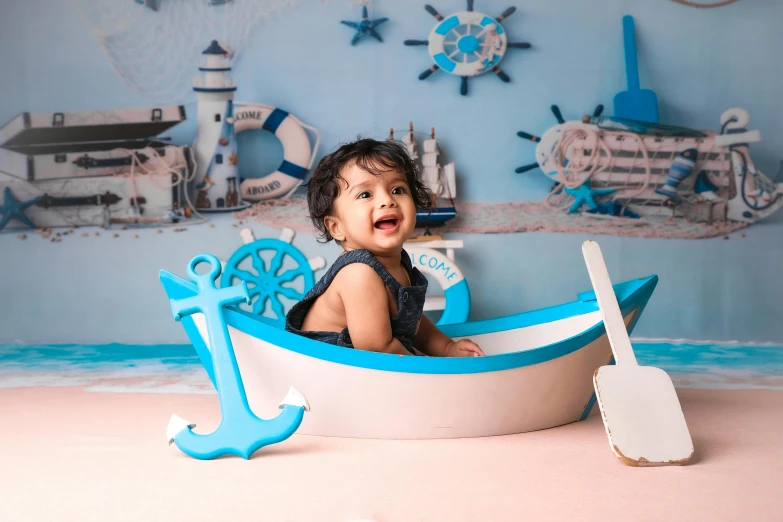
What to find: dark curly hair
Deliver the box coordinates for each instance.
[305,138,432,243]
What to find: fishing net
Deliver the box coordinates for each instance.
[70,0,319,104]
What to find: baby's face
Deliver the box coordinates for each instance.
[326,162,416,255]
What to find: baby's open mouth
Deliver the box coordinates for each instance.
[374,216,400,230]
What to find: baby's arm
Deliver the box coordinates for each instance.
[335,264,410,356]
[414,315,485,357]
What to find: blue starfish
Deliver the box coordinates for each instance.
[563,183,615,214]
[0,187,41,231]
[341,4,388,45]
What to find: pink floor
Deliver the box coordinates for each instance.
[2,387,781,521]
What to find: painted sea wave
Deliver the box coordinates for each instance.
[1,340,782,393]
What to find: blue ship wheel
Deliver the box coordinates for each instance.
[220,228,324,327]
[404,1,531,95]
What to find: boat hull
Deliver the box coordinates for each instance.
[160,272,657,439]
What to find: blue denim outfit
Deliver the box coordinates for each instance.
[285,248,428,355]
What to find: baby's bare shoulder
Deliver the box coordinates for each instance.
[331,263,385,294]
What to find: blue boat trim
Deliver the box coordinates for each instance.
[578,388,599,421]
[160,270,657,379]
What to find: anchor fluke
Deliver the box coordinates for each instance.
[279,386,311,411]
[167,413,196,445]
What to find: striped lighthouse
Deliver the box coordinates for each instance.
[192,40,247,211]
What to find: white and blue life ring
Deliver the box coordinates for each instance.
[428,11,507,77]
[231,105,312,201]
[407,246,470,325]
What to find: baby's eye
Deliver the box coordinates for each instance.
[357,191,371,199]
[391,186,407,195]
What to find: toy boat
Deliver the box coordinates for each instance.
[160,266,658,440]
[390,123,457,228]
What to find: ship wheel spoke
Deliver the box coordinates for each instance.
[492,66,510,82]
[449,48,461,59]
[517,131,541,143]
[252,292,269,316]
[551,105,565,124]
[277,286,305,302]
[267,249,285,277]
[516,163,539,174]
[269,297,286,321]
[276,266,307,284]
[230,268,257,284]
[496,6,516,22]
[249,250,267,276]
[419,65,440,79]
[424,5,443,21]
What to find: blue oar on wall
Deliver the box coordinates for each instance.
[614,15,659,124]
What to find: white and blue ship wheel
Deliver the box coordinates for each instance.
[232,105,312,202]
[404,2,530,96]
[407,246,471,325]
[428,11,507,77]
[220,228,326,328]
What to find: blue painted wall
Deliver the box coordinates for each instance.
[1,0,782,344]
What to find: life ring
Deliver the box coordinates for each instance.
[427,11,508,77]
[230,105,312,201]
[407,246,470,325]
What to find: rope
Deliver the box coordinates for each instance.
[670,0,740,8]
[120,145,209,227]
[547,124,655,210]
[545,124,731,212]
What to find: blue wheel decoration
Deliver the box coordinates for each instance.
[221,237,316,327]
[404,1,532,96]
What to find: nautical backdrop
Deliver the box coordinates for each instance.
[0,0,781,344]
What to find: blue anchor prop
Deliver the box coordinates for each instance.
[166,254,309,460]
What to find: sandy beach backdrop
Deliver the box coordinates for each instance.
[2,341,782,521]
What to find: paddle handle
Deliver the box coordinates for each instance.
[582,240,638,366]
[623,15,641,92]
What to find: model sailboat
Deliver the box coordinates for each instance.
[392,123,457,227]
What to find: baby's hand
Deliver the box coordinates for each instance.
[445,339,485,357]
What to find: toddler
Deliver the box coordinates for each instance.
[285,138,484,357]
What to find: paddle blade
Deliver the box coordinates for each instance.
[613,90,659,124]
[594,365,694,466]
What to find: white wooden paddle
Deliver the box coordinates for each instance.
[582,240,694,466]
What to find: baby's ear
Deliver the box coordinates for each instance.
[324,215,345,242]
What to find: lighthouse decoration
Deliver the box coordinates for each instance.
[192,40,247,212]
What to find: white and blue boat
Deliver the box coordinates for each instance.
[160,268,658,440]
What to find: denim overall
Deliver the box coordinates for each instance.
[285,248,428,355]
